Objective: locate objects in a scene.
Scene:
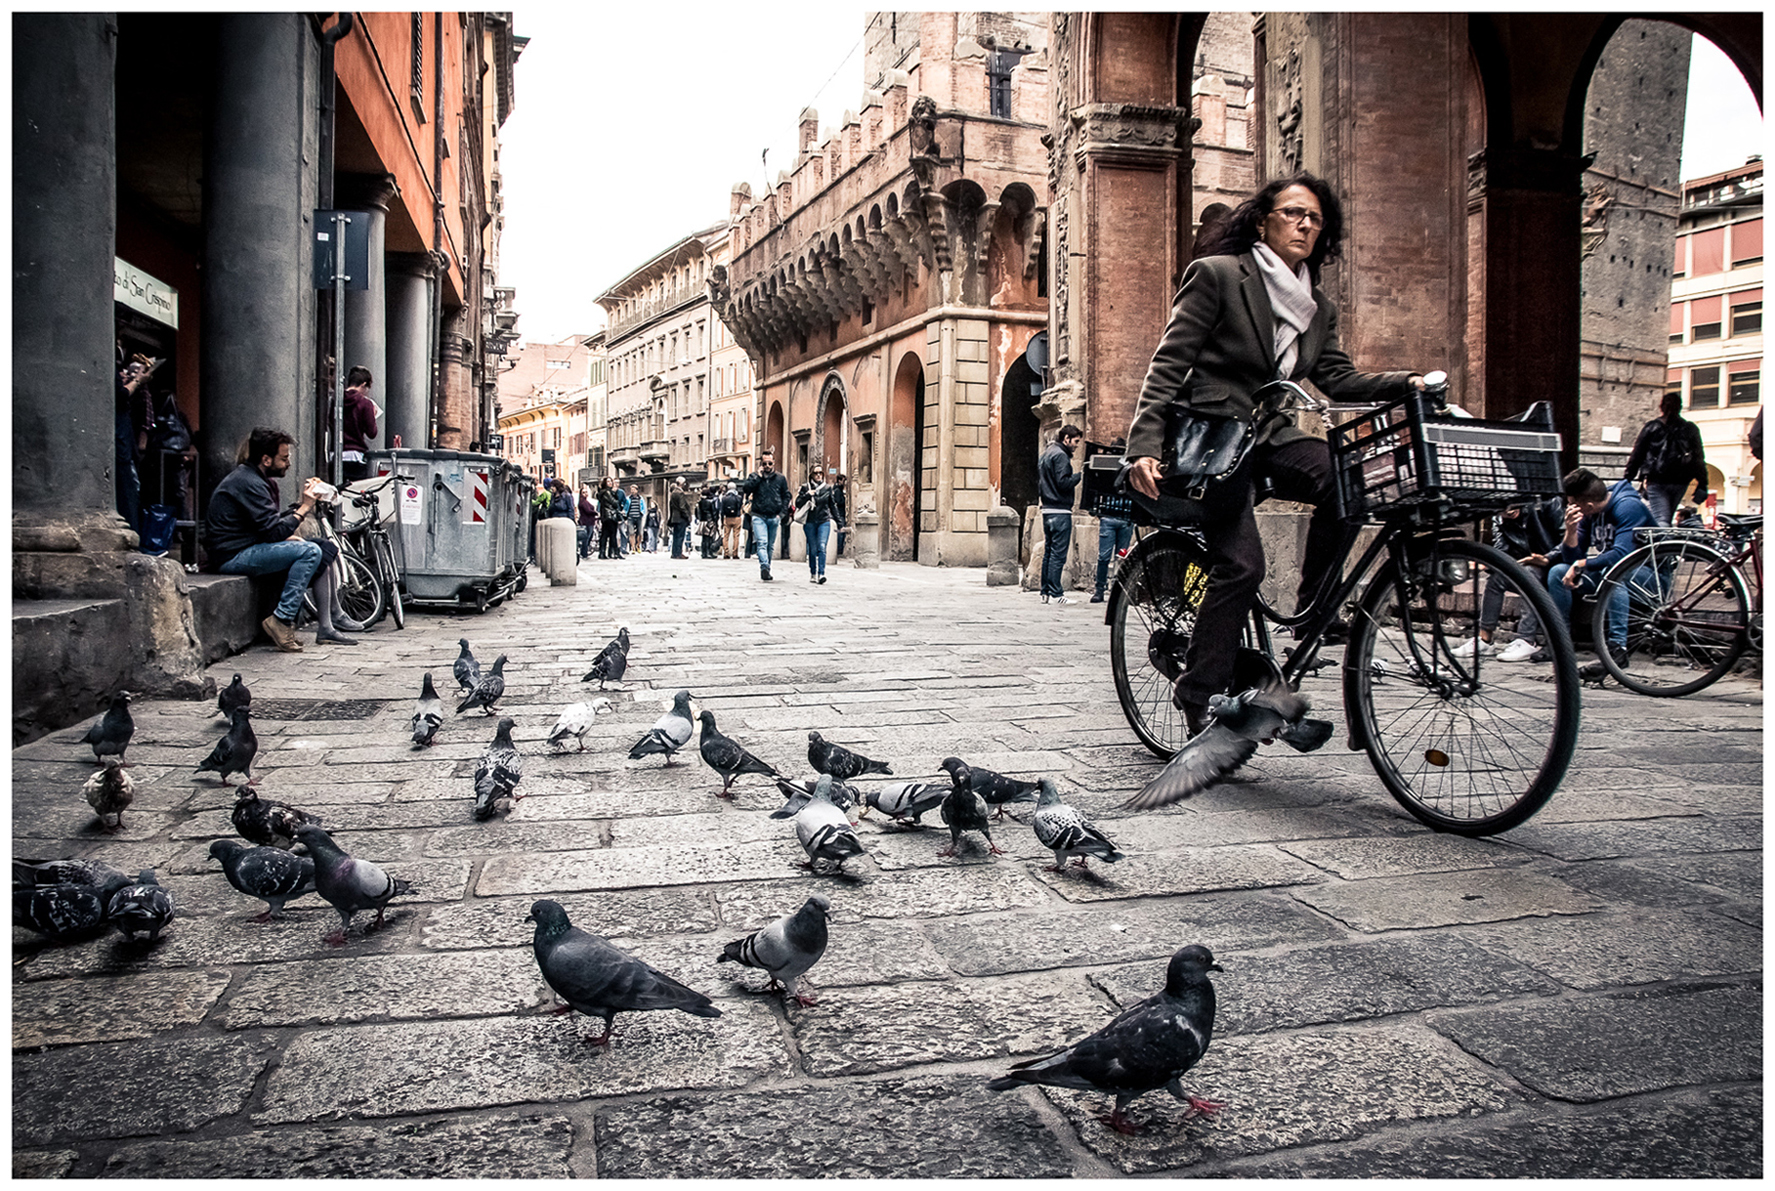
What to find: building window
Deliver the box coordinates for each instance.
[1692,226,1726,276]
[1689,366,1721,410]
[1728,360,1761,405]
[1731,291,1762,337]
[1666,369,1684,409]
[1673,235,1687,277]
[1690,295,1723,341]
[1732,218,1763,267]
[1670,300,1685,344]
[987,48,1026,119]
[410,15,425,122]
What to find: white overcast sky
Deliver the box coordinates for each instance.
[498,12,1765,345]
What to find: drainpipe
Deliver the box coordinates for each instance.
[314,13,354,466]
[429,9,450,448]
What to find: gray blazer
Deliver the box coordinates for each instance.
[1126,251,1415,459]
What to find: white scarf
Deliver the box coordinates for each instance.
[1251,242,1318,378]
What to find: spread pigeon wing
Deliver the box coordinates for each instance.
[1123,725,1258,810]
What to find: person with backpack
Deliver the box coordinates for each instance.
[1623,392,1708,525]
[720,482,744,559]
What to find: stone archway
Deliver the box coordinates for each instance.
[887,350,924,561]
[815,374,846,476]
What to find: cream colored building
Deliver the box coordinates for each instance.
[495,333,595,483]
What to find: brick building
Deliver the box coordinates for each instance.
[494,334,597,483]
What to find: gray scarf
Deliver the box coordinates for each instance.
[1252,242,1318,378]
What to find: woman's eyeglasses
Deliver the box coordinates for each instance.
[1270,206,1324,229]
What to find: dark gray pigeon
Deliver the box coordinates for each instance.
[717,894,830,1006]
[591,626,630,665]
[940,756,1041,822]
[938,760,1001,857]
[209,838,316,921]
[629,690,695,766]
[807,731,892,780]
[412,673,444,748]
[197,707,258,786]
[454,638,482,694]
[457,654,508,715]
[528,899,721,1048]
[774,775,863,821]
[473,717,523,821]
[217,673,251,720]
[13,884,110,942]
[582,628,630,687]
[14,857,135,901]
[106,869,175,942]
[1125,683,1334,810]
[698,710,780,799]
[1032,779,1124,871]
[231,787,320,851]
[548,697,613,752]
[81,690,135,763]
[82,756,136,833]
[294,824,414,946]
[986,943,1224,1134]
[789,775,867,875]
[859,780,948,828]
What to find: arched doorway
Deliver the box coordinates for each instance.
[888,350,923,561]
[999,350,1042,519]
[816,375,846,476]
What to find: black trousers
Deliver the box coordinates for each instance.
[1175,436,1340,707]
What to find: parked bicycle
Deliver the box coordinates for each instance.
[299,471,410,630]
[1100,374,1582,836]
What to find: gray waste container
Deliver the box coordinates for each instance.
[367,448,525,611]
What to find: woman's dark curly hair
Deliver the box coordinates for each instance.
[1194,172,1345,282]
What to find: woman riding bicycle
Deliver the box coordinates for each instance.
[1124,173,1425,736]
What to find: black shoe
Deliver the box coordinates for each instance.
[761,570,773,581]
[1177,694,1212,738]
[1089,591,1105,603]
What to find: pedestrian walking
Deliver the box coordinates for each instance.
[697,485,721,558]
[597,477,623,560]
[1091,444,1135,603]
[1623,391,1709,525]
[793,464,838,584]
[1038,425,1084,605]
[832,473,849,558]
[577,485,597,560]
[668,479,692,559]
[721,482,744,558]
[627,484,645,552]
[643,498,661,552]
[613,485,630,557]
[737,449,792,581]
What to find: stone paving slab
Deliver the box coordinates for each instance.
[1550,857,1732,909]
[1274,832,1528,879]
[421,888,720,950]
[12,969,233,1047]
[709,867,1053,928]
[478,838,801,895]
[12,1150,78,1178]
[1289,868,1604,932]
[1454,906,1764,990]
[16,905,389,979]
[1029,845,1328,902]
[222,948,546,1028]
[1504,816,1763,862]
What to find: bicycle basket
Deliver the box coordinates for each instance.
[1329,391,1562,521]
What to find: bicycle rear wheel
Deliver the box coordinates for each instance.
[373,535,406,630]
[1109,530,1212,758]
[1591,538,1748,696]
[1344,537,1579,836]
[300,547,385,629]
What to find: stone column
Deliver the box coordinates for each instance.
[386,252,436,449]
[339,175,392,453]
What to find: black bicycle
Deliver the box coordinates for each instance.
[1102,376,1582,836]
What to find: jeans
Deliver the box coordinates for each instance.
[644,525,659,552]
[220,538,324,622]
[804,519,831,576]
[1480,563,1546,642]
[577,524,593,559]
[751,514,779,574]
[670,524,689,557]
[1094,516,1134,595]
[598,521,619,558]
[1041,513,1072,598]
[1643,481,1691,527]
[1547,561,1655,652]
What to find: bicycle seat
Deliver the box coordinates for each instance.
[1717,513,1762,535]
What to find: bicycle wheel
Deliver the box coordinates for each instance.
[1591,538,1748,696]
[1343,537,1579,835]
[373,535,405,630]
[1109,530,1212,758]
[336,548,386,628]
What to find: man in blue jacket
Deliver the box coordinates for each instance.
[1546,467,1655,680]
[1037,424,1084,605]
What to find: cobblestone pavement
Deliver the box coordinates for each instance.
[13,550,1763,1178]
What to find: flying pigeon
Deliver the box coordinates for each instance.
[717,894,830,1006]
[580,646,628,689]
[457,654,508,715]
[940,756,1041,822]
[82,756,136,833]
[81,690,135,763]
[547,697,613,752]
[217,673,251,721]
[1124,683,1334,811]
[13,883,110,942]
[528,898,721,1048]
[986,944,1224,1134]
[196,707,259,786]
[774,776,863,821]
[784,774,867,875]
[106,869,175,942]
[208,838,316,921]
[293,823,415,946]
[1031,779,1124,871]
[231,787,321,851]
[454,638,482,694]
[473,717,523,821]
[13,857,134,900]
[698,710,780,799]
[807,731,892,780]
[411,673,444,748]
[938,760,1001,857]
[858,780,948,828]
[628,690,695,767]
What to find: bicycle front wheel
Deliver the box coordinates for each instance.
[373,535,406,630]
[1591,538,1748,696]
[336,548,387,628]
[1344,537,1579,836]
[1109,530,1212,758]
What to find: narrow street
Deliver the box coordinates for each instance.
[13,552,1763,1178]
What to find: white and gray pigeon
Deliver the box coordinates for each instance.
[293,823,415,946]
[628,690,695,767]
[196,707,259,786]
[82,756,136,833]
[528,899,721,1048]
[1031,779,1124,871]
[411,672,444,748]
[457,654,508,715]
[548,697,613,752]
[81,690,135,763]
[717,894,831,1006]
[787,774,867,875]
[938,760,1002,857]
[473,717,523,821]
[208,838,316,921]
[13,883,111,942]
[1124,683,1334,810]
[106,869,175,942]
[858,780,948,828]
[217,673,251,720]
[698,710,780,799]
[453,638,482,694]
[774,775,863,823]
[986,943,1225,1134]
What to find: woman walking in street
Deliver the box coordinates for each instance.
[596,476,623,560]
[793,464,838,584]
[643,497,661,552]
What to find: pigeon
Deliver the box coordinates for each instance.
[196,707,259,786]
[81,690,135,763]
[106,869,175,942]
[784,774,867,875]
[938,760,1002,857]
[1031,779,1124,871]
[698,710,780,799]
[717,894,831,1006]
[457,654,508,715]
[473,717,523,821]
[940,756,1042,822]
[292,824,414,946]
[528,898,721,1048]
[411,673,444,748]
[807,731,892,780]
[13,884,110,942]
[231,787,321,851]
[628,690,695,767]
[580,646,628,688]
[208,839,316,921]
[548,697,613,752]
[774,776,863,821]
[858,780,948,828]
[82,756,136,833]
[594,626,631,663]
[217,673,251,721]
[453,638,482,694]
[986,944,1224,1134]
[1124,683,1335,810]
[13,857,134,900]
